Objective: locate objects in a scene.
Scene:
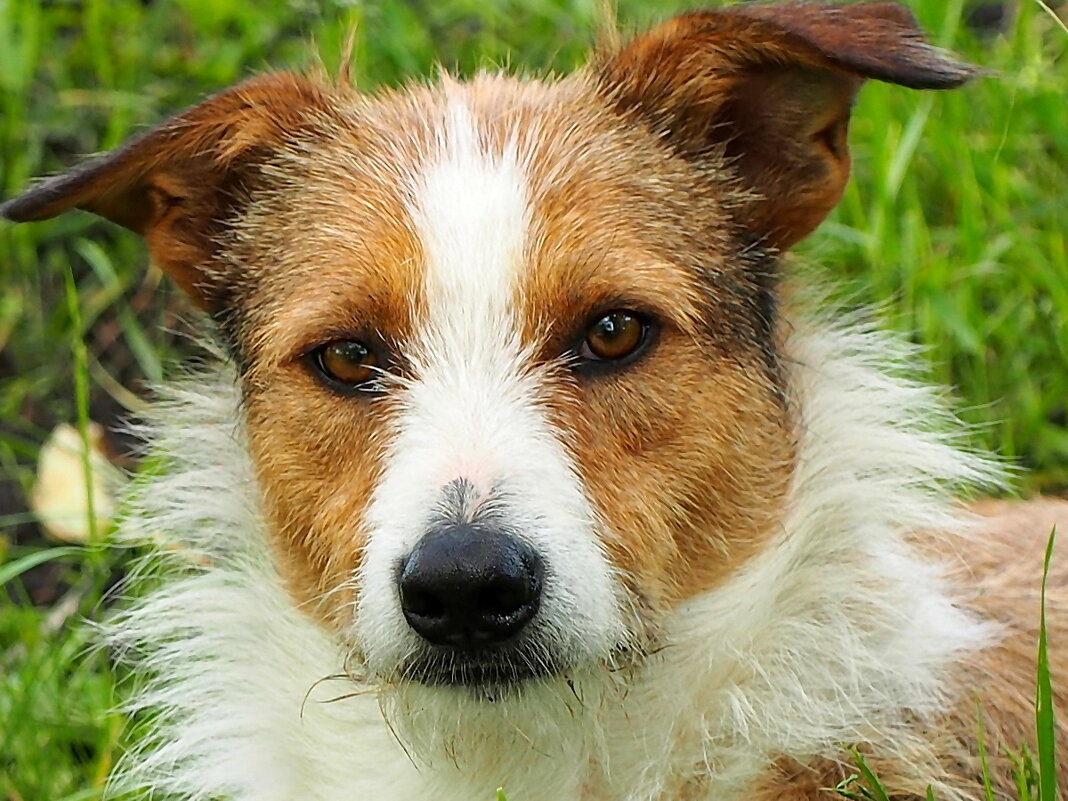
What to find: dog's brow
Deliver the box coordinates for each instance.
[407,97,530,359]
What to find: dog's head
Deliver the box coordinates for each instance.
[4,3,972,692]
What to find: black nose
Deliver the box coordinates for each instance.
[398,525,543,649]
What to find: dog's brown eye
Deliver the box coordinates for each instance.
[314,340,378,388]
[582,311,647,361]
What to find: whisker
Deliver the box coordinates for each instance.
[301,672,353,719]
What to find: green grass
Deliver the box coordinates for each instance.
[1035,528,1059,801]
[813,0,1068,487]
[0,0,1065,798]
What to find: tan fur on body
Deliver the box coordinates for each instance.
[939,500,1068,799]
[748,500,1068,800]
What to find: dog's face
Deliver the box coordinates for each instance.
[231,78,799,686]
[4,3,971,691]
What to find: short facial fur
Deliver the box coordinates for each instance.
[2,3,973,676]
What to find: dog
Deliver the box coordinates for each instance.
[4,3,1066,799]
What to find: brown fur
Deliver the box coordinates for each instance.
[1,72,339,307]
[0,5,975,621]
[490,80,796,607]
[593,2,974,248]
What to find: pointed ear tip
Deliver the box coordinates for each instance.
[869,40,981,90]
[918,58,984,89]
[0,179,75,223]
[1,194,39,223]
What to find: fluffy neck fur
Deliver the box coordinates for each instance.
[106,312,1000,801]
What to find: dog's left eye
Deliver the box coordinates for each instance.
[311,339,380,391]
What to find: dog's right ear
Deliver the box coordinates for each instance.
[1,73,334,310]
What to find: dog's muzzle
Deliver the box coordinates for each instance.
[398,523,544,659]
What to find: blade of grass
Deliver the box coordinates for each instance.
[1032,0,1068,35]
[0,546,80,586]
[852,751,892,801]
[1010,746,1039,801]
[975,697,997,801]
[63,267,99,546]
[1036,526,1058,801]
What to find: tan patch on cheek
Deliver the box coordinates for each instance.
[549,335,794,611]
[246,383,395,629]
[241,255,420,630]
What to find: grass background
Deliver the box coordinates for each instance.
[0,0,1065,797]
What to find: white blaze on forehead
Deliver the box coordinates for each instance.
[402,97,534,494]
[353,95,625,675]
[414,99,528,341]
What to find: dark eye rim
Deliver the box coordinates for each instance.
[574,308,658,373]
[305,338,389,396]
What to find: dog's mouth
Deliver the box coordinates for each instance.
[399,645,564,689]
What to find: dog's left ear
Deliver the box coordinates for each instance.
[595,2,976,249]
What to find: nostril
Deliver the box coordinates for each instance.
[402,588,446,619]
[477,576,538,619]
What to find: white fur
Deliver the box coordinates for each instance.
[106,309,1002,801]
[355,96,624,685]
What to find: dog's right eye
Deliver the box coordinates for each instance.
[311,340,380,391]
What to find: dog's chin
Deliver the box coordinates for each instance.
[374,646,612,775]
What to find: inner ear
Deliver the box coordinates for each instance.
[718,67,860,247]
[141,166,239,304]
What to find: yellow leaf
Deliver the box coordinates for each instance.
[31,423,117,543]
